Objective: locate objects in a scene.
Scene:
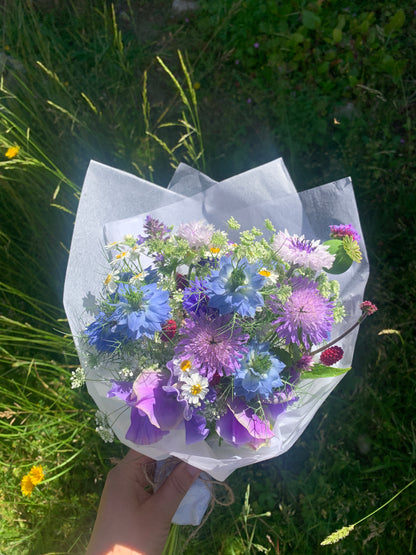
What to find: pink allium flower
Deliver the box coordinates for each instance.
[360,301,377,315]
[272,230,335,272]
[176,220,215,248]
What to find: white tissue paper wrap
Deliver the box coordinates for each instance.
[64,158,369,524]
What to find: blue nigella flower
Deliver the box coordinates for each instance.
[234,341,285,401]
[111,282,171,340]
[205,257,266,317]
[85,311,125,353]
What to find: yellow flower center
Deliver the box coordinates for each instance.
[180,360,192,372]
[210,247,220,254]
[104,274,112,285]
[191,384,202,396]
[116,251,128,259]
[259,269,271,277]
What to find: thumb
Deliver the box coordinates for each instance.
[148,462,201,522]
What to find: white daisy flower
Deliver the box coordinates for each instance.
[180,372,209,405]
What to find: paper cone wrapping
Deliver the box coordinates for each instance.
[64,158,368,484]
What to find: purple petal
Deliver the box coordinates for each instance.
[216,399,274,449]
[107,381,135,405]
[185,413,209,444]
[126,407,169,445]
[133,371,184,430]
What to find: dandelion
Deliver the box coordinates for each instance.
[29,465,44,486]
[5,146,20,159]
[21,475,35,496]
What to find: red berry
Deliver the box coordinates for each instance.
[320,346,344,366]
[160,319,177,342]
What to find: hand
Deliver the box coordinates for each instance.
[86,450,201,555]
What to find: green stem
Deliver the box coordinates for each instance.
[309,314,367,356]
[354,479,415,527]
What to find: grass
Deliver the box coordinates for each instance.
[0,0,415,553]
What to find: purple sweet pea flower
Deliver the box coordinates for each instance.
[185,413,209,444]
[107,372,183,445]
[107,371,211,446]
[132,371,184,431]
[127,407,169,444]
[216,398,274,449]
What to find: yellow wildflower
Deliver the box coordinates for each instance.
[21,475,35,496]
[5,146,20,159]
[29,465,44,486]
[210,247,220,254]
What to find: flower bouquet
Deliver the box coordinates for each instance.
[64,158,373,523]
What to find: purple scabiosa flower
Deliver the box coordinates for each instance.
[329,224,361,243]
[175,311,249,380]
[272,230,335,272]
[215,398,274,449]
[272,276,334,349]
[182,277,209,315]
[205,257,266,317]
[176,220,215,248]
[111,282,171,340]
[234,341,285,401]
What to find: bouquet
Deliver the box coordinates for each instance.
[64,158,374,523]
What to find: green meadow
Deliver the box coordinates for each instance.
[0,1,415,553]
